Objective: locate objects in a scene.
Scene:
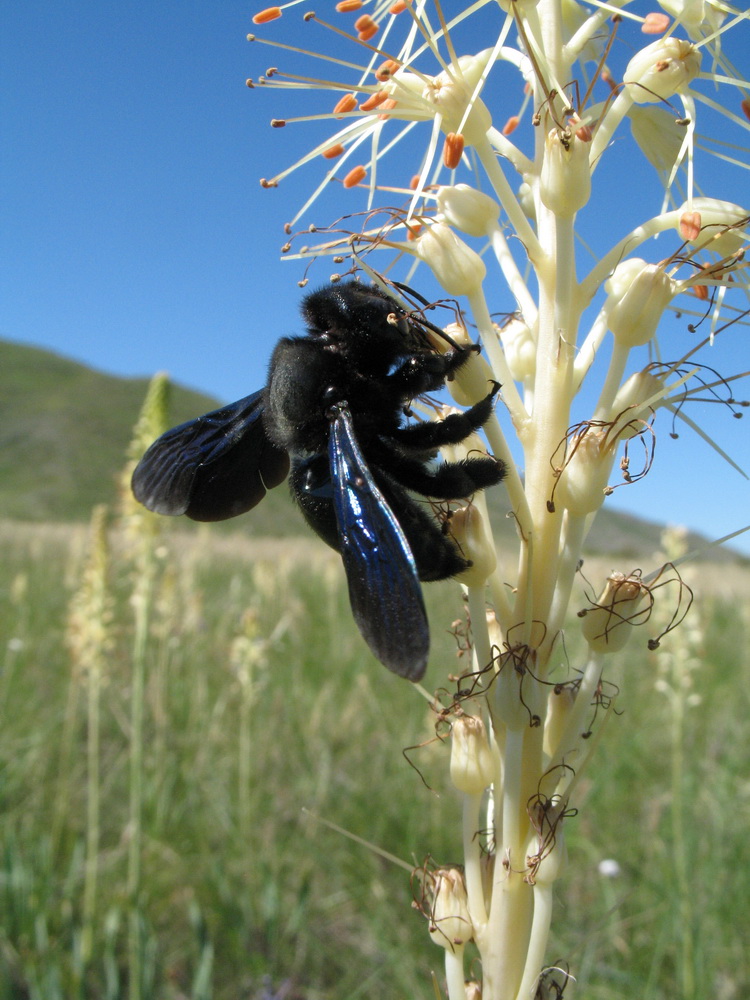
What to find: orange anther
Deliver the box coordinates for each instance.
[642,12,670,34]
[377,97,397,120]
[252,7,282,24]
[389,0,408,11]
[375,59,400,82]
[333,93,358,116]
[359,90,389,111]
[742,98,750,122]
[569,118,592,142]
[443,132,465,169]
[358,23,379,41]
[680,210,702,242]
[502,115,520,136]
[322,144,345,159]
[336,0,363,10]
[409,175,421,190]
[343,165,367,188]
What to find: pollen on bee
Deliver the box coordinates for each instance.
[322,143,345,159]
[443,133,465,170]
[333,93,358,116]
[343,165,367,188]
[252,6,282,24]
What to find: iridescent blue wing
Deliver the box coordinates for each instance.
[329,405,429,680]
[132,390,289,521]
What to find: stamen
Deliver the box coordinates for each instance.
[334,93,358,115]
[246,31,372,76]
[443,132,465,169]
[344,165,368,187]
[642,13,670,35]
[358,90,388,111]
[355,15,379,42]
[252,7,282,24]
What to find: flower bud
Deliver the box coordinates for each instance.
[452,505,498,587]
[543,683,576,759]
[437,184,500,237]
[428,867,473,951]
[423,52,494,145]
[450,713,495,794]
[605,259,676,348]
[499,316,536,381]
[539,129,591,217]
[437,323,496,406]
[580,572,648,653]
[416,223,486,295]
[554,427,612,517]
[606,370,666,440]
[527,827,567,886]
[676,197,748,256]
[625,37,701,104]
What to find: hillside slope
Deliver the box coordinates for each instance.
[0,338,740,560]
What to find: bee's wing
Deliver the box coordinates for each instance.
[329,406,429,681]
[131,389,290,521]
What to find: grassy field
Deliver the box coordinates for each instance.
[0,516,748,1000]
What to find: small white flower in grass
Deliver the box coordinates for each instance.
[625,36,701,104]
[598,858,622,878]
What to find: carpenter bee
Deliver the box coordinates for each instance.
[132,282,505,681]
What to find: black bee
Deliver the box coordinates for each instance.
[132,282,505,680]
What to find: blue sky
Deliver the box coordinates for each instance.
[2,1,749,553]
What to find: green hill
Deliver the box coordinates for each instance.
[0,337,741,560]
[0,339,217,522]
